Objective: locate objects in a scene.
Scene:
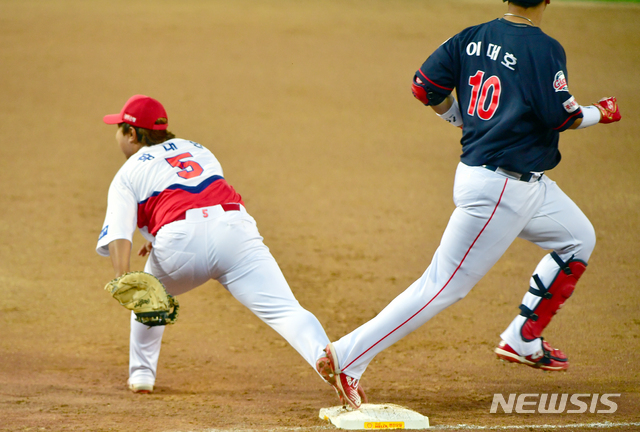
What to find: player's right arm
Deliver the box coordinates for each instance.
[528,38,621,131]
[569,97,621,129]
[529,40,622,133]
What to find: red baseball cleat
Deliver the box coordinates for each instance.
[316,343,366,409]
[495,339,569,371]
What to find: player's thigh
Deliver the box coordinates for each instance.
[439,202,525,288]
[207,213,267,277]
[218,241,302,318]
[144,221,210,296]
[518,178,595,261]
[454,163,545,218]
[447,164,547,281]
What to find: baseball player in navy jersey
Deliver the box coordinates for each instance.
[97,95,350,396]
[315,0,621,410]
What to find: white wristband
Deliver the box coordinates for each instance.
[576,105,601,129]
[437,99,463,127]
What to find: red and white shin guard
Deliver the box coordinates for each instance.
[519,252,587,342]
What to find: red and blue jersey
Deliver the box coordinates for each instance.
[96,139,243,256]
[415,19,583,173]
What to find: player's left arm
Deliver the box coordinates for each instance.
[96,170,139,257]
[108,238,132,278]
[109,237,153,276]
[412,40,462,128]
[412,77,463,128]
[412,70,452,107]
[430,95,463,128]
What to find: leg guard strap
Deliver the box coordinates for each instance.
[550,251,574,275]
[520,253,587,342]
[528,274,553,299]
[519,304,538,322]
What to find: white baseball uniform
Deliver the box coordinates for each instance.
[97,138,329,387]
[331,163,595,378]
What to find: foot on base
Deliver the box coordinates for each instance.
[316,343,365,409]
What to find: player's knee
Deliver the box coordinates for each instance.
[448,283,474,303]
[560,218,596,263]
[575,221,596,262]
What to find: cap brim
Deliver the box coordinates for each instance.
[103,113,123,125]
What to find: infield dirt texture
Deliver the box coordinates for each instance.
[1,1,639,431]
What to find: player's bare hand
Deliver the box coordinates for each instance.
[594,97,621,124]
[138,241,153,257]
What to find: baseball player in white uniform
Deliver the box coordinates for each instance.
[97,95,334,395]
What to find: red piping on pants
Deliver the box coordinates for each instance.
[342,178,509,372]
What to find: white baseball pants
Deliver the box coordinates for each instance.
[333,162,596,379]
[128,205,330,387]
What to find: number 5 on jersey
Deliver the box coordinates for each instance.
[165,152,204,179]
[468,71,502,120]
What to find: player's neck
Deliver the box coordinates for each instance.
[504,4,545,27]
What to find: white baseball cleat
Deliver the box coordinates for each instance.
[127,379,154,394]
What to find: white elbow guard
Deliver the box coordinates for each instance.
[576,105,600,129]
[437,99,463,127]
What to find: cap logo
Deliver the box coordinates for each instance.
[123,113,137,122]
[553,71,568,92]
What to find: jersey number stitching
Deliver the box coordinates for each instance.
[165,152,204,179]
[467,70,501,121]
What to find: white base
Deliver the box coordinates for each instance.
[319,403,430,430]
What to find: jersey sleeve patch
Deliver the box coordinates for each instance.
[562,96,579,113]
[553,71,568,92]
[99,225,108,240]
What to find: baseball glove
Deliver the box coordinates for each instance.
[104,271,179,326]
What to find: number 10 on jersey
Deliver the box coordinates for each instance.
[468,71,501,120]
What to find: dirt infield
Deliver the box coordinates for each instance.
[1,0,639,431]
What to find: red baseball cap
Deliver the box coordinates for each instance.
[103,94,168,130]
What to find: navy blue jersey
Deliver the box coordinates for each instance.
[416,19,583,173]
